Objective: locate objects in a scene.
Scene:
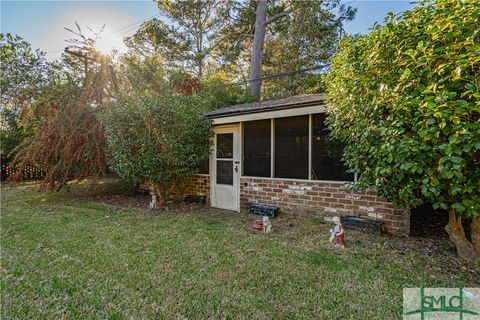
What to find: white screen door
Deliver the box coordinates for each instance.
[211,126,240,211]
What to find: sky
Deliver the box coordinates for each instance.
[1,0,416,61]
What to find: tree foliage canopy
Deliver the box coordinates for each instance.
[126,0,355,99]
[326,0,479,259]
[0,33,55,110]
[225,0,355,99]
[61,23,119,104]
[0,33,57,164]
[125,0,234,78]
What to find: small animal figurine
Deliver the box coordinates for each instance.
[149,194,157,210]
[329,216,345,247]
[262,216,272,234]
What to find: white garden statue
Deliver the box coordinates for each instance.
[262,216,272,233]
[328,216,345,247]
[149,194,157,210]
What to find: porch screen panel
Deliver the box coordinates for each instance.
[216,133,234,185]
[216,160,233,185]
[274,116,309,179]
[311,113,354,181]
[217,133,233,158]
[243,120,271,177]
[198,160,209,174]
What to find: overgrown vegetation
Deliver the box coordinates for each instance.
[2,0,354,187]
[326,0,480,260]
[2,181,477,318]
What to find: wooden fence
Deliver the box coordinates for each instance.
[1,164,46,181]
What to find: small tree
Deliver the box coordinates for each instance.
[100,92,213,202]
[11,84,107,190]
[326,0,479,261]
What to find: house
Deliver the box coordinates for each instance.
[178,94,410,235]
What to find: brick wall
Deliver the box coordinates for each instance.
[240,177,410,236]
[145,175,410,235]
[179,175,210,204]
[142,175,211,204]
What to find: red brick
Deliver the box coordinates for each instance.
[317,192,331,197]
[376,207,394,214]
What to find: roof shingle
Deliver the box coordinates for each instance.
[204,94,325,119]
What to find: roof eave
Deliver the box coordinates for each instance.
[204,99,325,119]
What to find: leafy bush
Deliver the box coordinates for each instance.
[326,0,479,260]
[100,92,213,201]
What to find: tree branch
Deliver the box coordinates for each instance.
[64,49,96,62]
[265,9,292,25]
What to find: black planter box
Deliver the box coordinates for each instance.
[249,203,279,218]
[340,216,386,234]
[184,195,207,205]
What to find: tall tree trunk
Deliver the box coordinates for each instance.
[249,0,268,101]
[445,208,479,262]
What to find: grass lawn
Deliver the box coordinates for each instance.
[1,179,478,319]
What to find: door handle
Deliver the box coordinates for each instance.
[235,165,238,173]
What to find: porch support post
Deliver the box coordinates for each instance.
[271,118,275,178]
[308,114,312,180]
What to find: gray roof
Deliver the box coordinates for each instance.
[204,94,326,119]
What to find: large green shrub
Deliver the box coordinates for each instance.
[326,0,479,260]
[100,92,213,201]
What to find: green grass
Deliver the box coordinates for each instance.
[1,180,476,319]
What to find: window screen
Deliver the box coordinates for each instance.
[216,133,234,185]
[198,159,209,174]
[243,120,271,177]
[216,160,233,185]
[217,133,233,158]
[274,116,309,179]
[311,113,353,181]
